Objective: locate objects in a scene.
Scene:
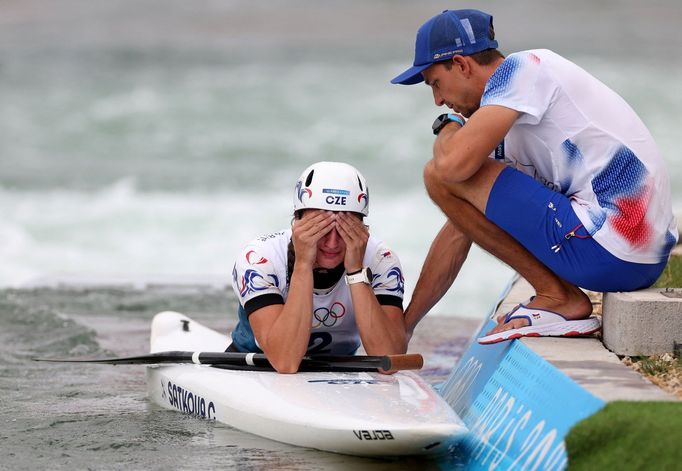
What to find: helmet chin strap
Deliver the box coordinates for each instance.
[312,262,346,290]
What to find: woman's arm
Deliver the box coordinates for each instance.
[336,212,407,355]
[349,286,407,355]
[249,210,334,373]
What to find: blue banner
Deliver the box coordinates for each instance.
[437,319,605,470]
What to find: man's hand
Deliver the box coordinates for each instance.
[335,212,369,272]
[291,210,334,268]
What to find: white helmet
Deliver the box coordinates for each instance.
[293,161,369,216]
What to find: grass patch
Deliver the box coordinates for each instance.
[622,354,682,399]
[653,253,682,287]
[636,356,675,376]
[566,401,682,470]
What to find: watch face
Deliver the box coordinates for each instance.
[432,113,450,135]
[432,115,445,132]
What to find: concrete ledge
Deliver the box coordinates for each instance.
[501,277,677,402]
[602,289,682,356]
[524,337,675,401]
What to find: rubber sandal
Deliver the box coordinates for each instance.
[478,303,601,345]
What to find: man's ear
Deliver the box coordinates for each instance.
[452,55,471,76]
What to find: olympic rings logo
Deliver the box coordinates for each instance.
[312,302,346,328]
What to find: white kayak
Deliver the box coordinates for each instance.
[146,311,467,456]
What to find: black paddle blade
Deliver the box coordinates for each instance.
[33,351,196,364]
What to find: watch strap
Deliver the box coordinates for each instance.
[345,267,371,285]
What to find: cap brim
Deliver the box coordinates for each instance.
[390,63,431,85]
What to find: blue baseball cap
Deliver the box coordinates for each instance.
[391,9,499,85]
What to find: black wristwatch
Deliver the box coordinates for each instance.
[432,113,466,135]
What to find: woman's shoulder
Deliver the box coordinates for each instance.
[367,234,396,252]
[366,235,401,264]
[247,229,291,247]
[236,229,291,267]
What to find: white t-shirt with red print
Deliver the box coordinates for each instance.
[481,49,678,264]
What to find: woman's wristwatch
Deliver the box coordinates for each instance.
[345,267,372,285]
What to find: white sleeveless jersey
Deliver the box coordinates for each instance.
[231,229,405,354]
[481,49,678,264]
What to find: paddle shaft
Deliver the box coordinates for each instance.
[34,351,424,372]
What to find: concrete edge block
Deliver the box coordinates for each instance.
[602,289,682,356]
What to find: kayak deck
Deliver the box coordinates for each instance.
[146,311,467,456]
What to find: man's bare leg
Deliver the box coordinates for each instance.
[423,158,592,335]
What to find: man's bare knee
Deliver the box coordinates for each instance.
[424,159,504,214]
[424,160,452,203]
[423,160,437,192]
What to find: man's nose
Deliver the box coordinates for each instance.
[433,89,444,106]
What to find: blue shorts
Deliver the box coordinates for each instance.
[485,167,666,292]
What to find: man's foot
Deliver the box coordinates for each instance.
[489,288,593,337]
[479,301,600,344]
